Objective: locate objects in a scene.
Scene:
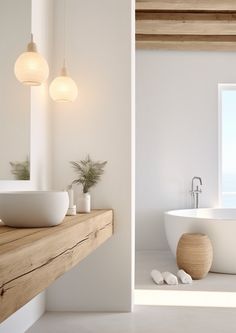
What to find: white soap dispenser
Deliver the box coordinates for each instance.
[66,185,76,216]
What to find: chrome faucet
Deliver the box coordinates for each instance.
[190,177,202,208]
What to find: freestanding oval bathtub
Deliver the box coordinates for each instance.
[164,208,236,274]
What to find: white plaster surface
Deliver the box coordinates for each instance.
[135,250,236,307]
[136,50,236,250]
[0,0,53,331]
[136,250,236,292]
[0,293,45,333]
[27,306,236,333]
[47,0,133,312]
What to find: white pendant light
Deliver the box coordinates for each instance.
[14,33,49,86]
[49,62,78,102]
[49,0,78,102]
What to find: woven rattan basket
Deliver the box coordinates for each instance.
[176,233,213,280]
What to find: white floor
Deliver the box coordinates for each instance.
[27,306,236,333]
[135,250,236,307]
[27,250,236,332]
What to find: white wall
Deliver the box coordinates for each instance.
[0,0,30,180]
[47,0,133,312]
[0,294,45,333]
[0,0,53,332]
[136,50,236,250]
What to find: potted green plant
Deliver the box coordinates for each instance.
[10,158,30,180]
[70,155,107,213]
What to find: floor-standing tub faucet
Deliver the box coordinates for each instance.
[190,177,202,208]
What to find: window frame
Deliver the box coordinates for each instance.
[218,83,236,207]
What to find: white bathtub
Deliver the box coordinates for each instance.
[164,208,236,274]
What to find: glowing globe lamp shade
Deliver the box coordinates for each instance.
[14,34,49,86]
[14,52,49,86]
[49,67,78,102]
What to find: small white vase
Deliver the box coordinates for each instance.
[77,192,91,213]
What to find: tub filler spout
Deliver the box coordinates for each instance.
[190,176,202,208]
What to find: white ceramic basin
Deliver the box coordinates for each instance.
[0,191,69,227]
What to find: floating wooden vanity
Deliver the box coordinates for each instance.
[0,209,113,323]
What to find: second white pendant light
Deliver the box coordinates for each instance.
[49,0,78,102]
[50,62,78,102]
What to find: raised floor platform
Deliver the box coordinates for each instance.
[135,250,236,307]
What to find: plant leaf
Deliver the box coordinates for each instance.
[70,155,107,193]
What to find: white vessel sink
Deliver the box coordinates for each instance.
[0,191,69,228]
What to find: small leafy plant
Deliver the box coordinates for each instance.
[70,155,107,193]
[10,158,30,180]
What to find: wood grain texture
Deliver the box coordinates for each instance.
[0,210,113,323]
[136,12,236,20]
[136,39,236,51]
[136,19,236,35]
[136,0,236,50]
[136,0,236,12]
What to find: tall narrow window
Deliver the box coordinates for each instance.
[219,84,236,207]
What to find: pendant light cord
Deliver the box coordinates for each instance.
[63,0,67,70]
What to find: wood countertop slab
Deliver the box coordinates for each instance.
[0,209,113,323]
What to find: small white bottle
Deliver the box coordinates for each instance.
[66,186,76,216]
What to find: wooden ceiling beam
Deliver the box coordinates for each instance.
[136,0,236,50]
[137,19,236,36]
[136,12,236,21]
[136,0,236,12]
[136,40,236,51]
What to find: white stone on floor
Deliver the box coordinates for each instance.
[135,250,236,307]
[27,306,236,333]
